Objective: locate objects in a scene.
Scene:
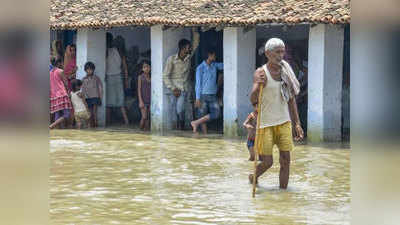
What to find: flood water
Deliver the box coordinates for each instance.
[50,128,350,225]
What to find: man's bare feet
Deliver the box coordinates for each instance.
[190,121,198,133]
[249,174,258,185]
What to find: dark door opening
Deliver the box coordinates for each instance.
[193,29,224,133]
[342,24,350,141]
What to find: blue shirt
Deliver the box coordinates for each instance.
[195,61,223,100]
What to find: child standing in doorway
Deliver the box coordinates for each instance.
[70,79,90,129]
[137,60,151,130]
[82,62,103,127]
[243,102,258,161]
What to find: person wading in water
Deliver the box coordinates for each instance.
[249,38,304,189]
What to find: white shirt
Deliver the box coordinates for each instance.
[260,64,291,128]
[106,48,122,75]
[71,91,87,113]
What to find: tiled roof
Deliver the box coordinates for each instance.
[50,0,350,29]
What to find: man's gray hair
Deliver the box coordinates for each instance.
[265,38,285,52]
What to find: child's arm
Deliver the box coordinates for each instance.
[137,75,144,108]
[96,75,103,101]
[243,114,255,129]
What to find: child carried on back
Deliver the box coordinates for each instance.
[70,79,90,129]
[243,102,258,161]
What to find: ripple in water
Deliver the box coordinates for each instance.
[50,129,350,225]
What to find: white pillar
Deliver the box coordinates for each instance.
[76,29,106,126]
[223,27,256,137]
[150,26,191,132]
[308,24,344,142]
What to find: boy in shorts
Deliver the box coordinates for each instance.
[243,102,258,161]
[82,62,103,127]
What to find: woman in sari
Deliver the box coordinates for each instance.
[63,44,77,127]
[63,44,77,93]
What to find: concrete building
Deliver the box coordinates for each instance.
[50,0,350,142]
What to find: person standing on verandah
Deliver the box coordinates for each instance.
[105,32,130,126]
[49,59,72,129]
[249,38,304,189]
[190,48,223,134]
[137,60,152,131]
[63,44,77,128]
[163,28,200,130]
[82,62,103,128]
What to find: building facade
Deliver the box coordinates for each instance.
[50,0,350,142]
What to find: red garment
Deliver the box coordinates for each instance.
[64,45,77,92]
[64,58,76,92]
[50,68,72,113]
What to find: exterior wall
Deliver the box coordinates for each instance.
[150,26,191,133]
[70,23,346,142]
[308,24,344,142]
[76,29,106,126]
[223,27,255,137]
[150,26,167,132]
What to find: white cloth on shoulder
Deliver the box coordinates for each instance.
[279,60,300,102]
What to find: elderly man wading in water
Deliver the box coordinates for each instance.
[249,38,304,189]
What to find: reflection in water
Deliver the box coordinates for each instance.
[50,129,350,225]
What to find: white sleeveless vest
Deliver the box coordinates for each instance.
[259,64,291,128]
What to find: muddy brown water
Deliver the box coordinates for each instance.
[50,128,350,225]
